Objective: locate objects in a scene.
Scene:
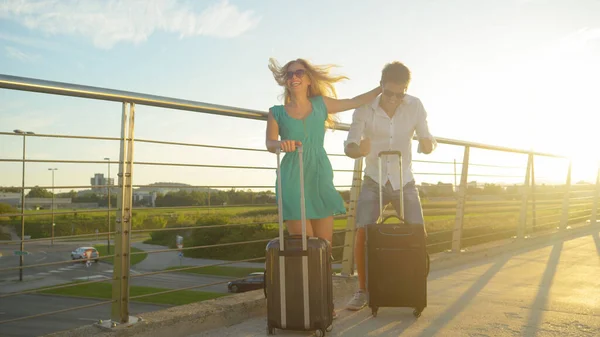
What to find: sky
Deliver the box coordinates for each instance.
[1,0,599,195]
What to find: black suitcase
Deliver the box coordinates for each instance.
[265,146,334,336]
[366,150,429,318]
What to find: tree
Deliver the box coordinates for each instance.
[483,183,503,195]
[27,186,53,198]
[255,191,275,204]
[0,202,17,214]
[0,203,18,220]
[73,193,100,203]
[0,187,20,193]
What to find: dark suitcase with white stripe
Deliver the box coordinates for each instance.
[366,150,429,318]
[265,146,334,336]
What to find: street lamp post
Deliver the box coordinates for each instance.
[48,168,58,246]
[104,157,111,254]
[14,129,35,282]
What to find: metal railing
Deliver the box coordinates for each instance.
[1,74,599,332]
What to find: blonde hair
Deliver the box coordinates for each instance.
[268,58,348,130]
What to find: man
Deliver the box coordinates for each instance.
[343,61,436,310]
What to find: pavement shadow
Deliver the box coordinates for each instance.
[335,229,589,336]
[521,240,564,336]
[333,306,417,337]
[426,230,595,296]
[415,252,513,336]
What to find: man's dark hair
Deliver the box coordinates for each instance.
[381,61,411,85]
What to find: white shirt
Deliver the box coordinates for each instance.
[344,94,436,191]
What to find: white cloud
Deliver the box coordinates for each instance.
[0,0,261,49]
[4,46,40,62]
[0,32,62,51]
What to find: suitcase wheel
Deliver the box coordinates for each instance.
[413,308,423,318]
[371,306,378,317]
[314,328,326,337]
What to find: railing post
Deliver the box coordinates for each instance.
[106,157,111,254]
[591,162,599,225]
[453,158,457,190]
[19,133,27,282]
[530,154,537,232]
[452,146,470,253]
[111,102,135,324]
[341,158,363,276]
[517,153,533,240]
[559,159,572,230]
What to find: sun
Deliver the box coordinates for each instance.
[531,131,600,185]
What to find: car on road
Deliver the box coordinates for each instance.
[227,272,264,293]
[71,247,99,263]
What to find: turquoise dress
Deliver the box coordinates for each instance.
[272,95,347,221]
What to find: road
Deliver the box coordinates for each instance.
[188,230,600,336]
[0,238,338,286]
[0,294,167,337]
[0,238,254,336]
[0,241,110,283]
[0,240,239,293]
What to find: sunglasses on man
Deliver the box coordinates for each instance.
[382,89,406,99]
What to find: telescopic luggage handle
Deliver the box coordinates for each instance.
[377,150,404,224]
[275,145,307,251]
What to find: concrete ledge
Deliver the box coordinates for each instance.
[44,223,599,337]
[43,276,357,337]
[43,290,266,337]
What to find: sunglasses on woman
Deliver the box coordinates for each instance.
[286,69,306,80]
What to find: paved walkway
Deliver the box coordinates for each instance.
[189,230,600,336]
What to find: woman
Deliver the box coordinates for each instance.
[266,57,380,245]
[265,58,380,317]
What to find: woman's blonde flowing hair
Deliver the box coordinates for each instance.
[268,58,348,130]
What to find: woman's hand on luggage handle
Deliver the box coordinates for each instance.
[280,140,302,152]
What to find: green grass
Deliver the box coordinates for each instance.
[166,265,265,278]
[37,281,228,306]
[93,244,148,266]
[3,199,570,218]
[56,233,150,243]
[2,199,591,256]
[165,264,342,278]
[138,205,276,217]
